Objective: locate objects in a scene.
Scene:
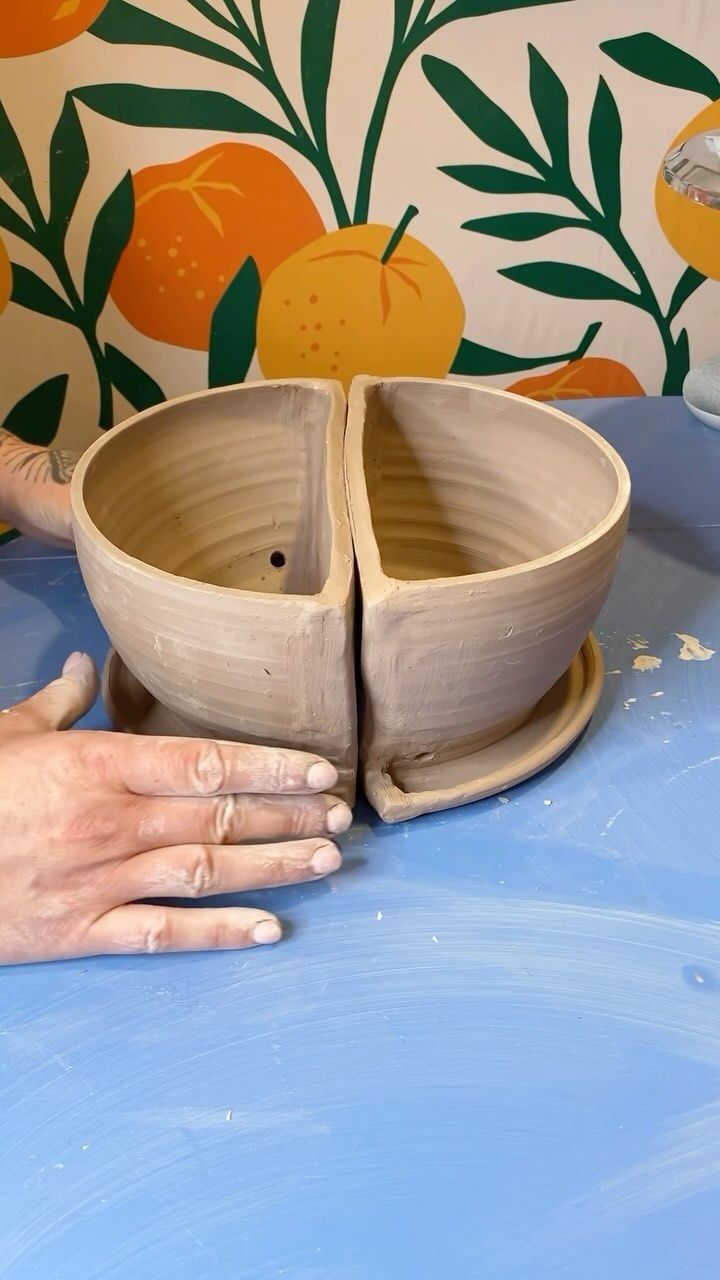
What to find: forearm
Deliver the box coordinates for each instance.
[0,428,76,545]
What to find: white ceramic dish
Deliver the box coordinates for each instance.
[683,395,720,431]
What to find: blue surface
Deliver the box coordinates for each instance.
[1,396,720,1279]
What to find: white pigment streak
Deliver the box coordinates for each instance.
[666,755,720,785]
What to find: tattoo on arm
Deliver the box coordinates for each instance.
[0,428,76,486]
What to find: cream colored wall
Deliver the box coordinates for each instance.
[1,0,720,453]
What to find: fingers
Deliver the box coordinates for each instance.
[118,837,342,901]
[113,736,339,798]
[81,904,283,956]
[132,791,352,852]
[2,653,98,734]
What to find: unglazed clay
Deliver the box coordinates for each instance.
[345,376,630,821]
[72,379,357,803]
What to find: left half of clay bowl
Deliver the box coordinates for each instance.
[72,379,357,804]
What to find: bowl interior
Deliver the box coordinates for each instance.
[81,383,333,595]
[362,381,624,580]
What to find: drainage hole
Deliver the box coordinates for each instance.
[270,550,286,569]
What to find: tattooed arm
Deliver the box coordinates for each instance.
[0,428,76,547]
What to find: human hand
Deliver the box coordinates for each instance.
[0,653,350,964]
[0,428,76,547]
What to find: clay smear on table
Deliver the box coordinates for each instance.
[345,376,630,822]
[676,634,715,662]
[72,379,357,803]
[633,655,663,672]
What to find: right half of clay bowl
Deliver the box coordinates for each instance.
[345,376,631,818]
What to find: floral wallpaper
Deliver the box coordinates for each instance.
[1,0,720,465]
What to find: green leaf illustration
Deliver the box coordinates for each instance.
[0,100,36,214]
[440,164,548,195]
[0,196,34,245]
[11,264,75,325]
[423,0,574,35]
[663,328,690,394]
[49,96,89,246]
[451,319,601,376]
[463,212,584,239]
[74,85,294,147]
[209,257,261,389]
[589,77,622,224]
[499,260,640,305]
[3,374,69,446]
[105,345,165,412]
[301,0,341,152]
[83,171,134,321]
[90,0,258,76]
[668,266,705,324]
[528,45,569,173]
[185,0,256,47]
[601,33,720,101]
[423,55,544,170]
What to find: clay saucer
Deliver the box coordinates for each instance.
[364,633,602,822]
[103,635,602,822]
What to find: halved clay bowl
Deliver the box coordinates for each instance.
[72,379,357,804]
[345,376,630,822]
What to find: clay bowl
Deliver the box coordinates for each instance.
[72,379,357,803]
[345,375,630,821]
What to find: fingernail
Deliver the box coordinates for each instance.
[62,652,90,678]
[311,842,342,876]
[326,801,352,834]
[252,919,282,946]
[307,760,338,792]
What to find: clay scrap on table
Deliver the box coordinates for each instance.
[676,633,715,662]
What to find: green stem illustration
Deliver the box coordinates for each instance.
[381,204,419,261]
[1,97,163,428]
[215,0,351,227]
[7,193,114,428]
[355,1,570,223]
[355,44,405,224]
[568,185,679,391]
[42,234,115,428]
[353,3,463,224]
[428,48,697,392]
[537,163,683,392]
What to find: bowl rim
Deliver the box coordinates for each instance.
[71,378,353,607]
[345,374,632,597]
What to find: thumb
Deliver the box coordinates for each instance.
[8,652,99,733]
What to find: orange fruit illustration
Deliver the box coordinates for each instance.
[111,143,326,350]
[656,100,720,280]
[256,207,465,392]
[0,0,110,56]
[507,357,645,400]
[0,237,11,315]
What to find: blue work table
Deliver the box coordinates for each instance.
[1,396,720,1279]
